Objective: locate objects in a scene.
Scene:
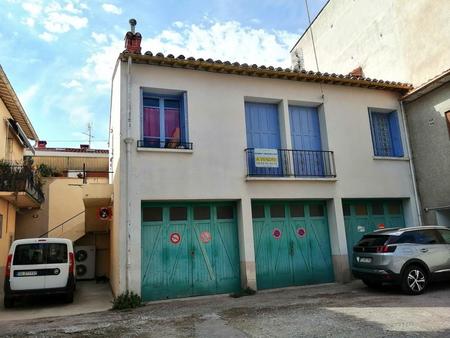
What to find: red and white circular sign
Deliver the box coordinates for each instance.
[297,227,306,238]
[272,228,282,239]
[200,231,211,243]
[170,232,181,244]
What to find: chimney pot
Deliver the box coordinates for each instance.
[124,18,142,54]
[37,140,47,148]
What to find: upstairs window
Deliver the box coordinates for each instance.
[141,93,190,149]
[369,110,404,157]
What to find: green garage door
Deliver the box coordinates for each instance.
[141,202,240,301]
[252,201,334,290]
[343,199,405,261]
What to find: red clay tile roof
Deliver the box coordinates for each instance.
[120,51,413,94]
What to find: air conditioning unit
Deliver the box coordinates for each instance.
[74,246,95,280]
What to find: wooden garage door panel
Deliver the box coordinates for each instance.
[141,203,240,301]
[253,202,334,290]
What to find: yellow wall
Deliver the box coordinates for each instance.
[0,97,25,162]
[15,179,51,239]
[16,177,112,279]
[0,199,16,290]
[0,97,27,287]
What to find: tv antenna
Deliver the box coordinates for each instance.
[82,122,95,147]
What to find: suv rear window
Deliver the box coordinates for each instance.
[13,243,68,265]
[356,235,390,247]
[394,230,442,245]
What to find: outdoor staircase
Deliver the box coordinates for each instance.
[41,210,86,242]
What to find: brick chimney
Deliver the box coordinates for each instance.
[124,18,142,54]
[37,140,47,148]
[349,66,364,78]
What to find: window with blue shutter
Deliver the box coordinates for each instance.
[369,110,404,157]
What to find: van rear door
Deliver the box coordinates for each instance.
[44,243,69,289]
[10,243,46,290]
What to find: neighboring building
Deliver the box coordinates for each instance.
[16,143,113,280]
[290,0,450,226]
[0,65,41,287]
[401,70,450,226]
[108,24,419,301]
[290,0,450,86]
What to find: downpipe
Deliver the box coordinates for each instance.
[400,100,423,225]
[124,55,133,291]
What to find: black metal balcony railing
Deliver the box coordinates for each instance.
[245,148,336,178]
[0,163,45,203]
[137,138,193,150]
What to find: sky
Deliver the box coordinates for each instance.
[0,0,327,149]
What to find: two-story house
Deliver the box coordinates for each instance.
[108,24,419,301]
[0,65,42,288]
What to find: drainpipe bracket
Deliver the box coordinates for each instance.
[124,137,134,144]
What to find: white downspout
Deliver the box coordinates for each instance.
[400,100,423,225]
[124,55,133,291]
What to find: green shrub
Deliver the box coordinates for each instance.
[112,291,142,310]
[37,163,57,177]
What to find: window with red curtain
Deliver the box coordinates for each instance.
[142,95,184,148]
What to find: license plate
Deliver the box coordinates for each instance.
[358,257,372,263]
[17,271,38,277]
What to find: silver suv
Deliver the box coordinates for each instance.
[352,226,450,295]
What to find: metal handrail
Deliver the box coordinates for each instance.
[245,148,336,178]
[137,138,193,150]
[39,210,86,238]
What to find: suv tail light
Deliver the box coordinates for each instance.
[69,252,74,274]
[376,245,397,253]
[5,254,12,278]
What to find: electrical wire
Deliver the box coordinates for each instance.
[304,0,325,99]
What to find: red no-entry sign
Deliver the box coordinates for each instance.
[272,228,282,239]
[170,232,181,244]
[200,231,211,243]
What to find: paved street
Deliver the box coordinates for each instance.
[1,281,450,337]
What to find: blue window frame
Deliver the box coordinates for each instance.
[369,109,404,157]
[141,92,190,149]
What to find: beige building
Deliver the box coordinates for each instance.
[16,144,113,280]
[0,65,40,285]
[290,0,450,226]
[290,0,450,86]
[108,24,419,300]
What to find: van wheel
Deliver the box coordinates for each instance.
[4,297,14,309]
[401,265,427,295]
[65,292,74,303]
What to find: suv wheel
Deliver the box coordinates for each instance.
[4,297,14,309]
[401,265,427,295]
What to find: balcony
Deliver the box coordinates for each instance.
[137,138,193,150]
[0,162,44,208]
[245,148,336,178]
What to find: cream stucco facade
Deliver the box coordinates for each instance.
[109,57,420,296]
[291,0,450,86]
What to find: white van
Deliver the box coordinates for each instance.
[3,238,76,308]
